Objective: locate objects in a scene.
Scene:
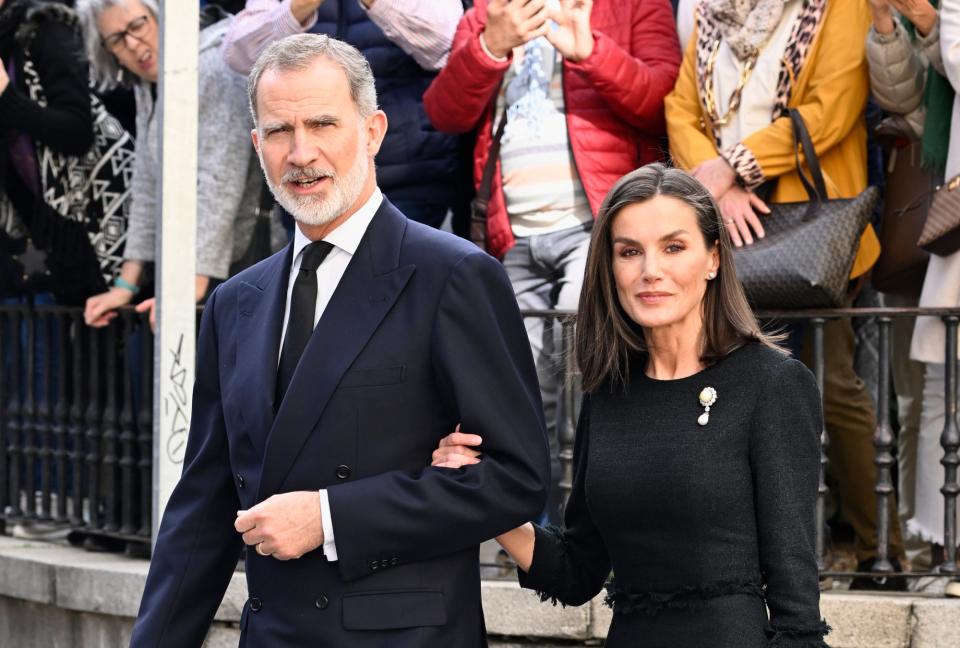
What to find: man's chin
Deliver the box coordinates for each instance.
[279,196,342,227]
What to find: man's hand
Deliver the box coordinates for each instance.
[289,0,326,26]
[717,185,769,247]
[235,491,324,561]
[482,0,550,59]
[690,156,737,201]
[545,0,594,62]
[0,57,9,95]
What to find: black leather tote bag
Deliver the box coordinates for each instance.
[732,109,878,309]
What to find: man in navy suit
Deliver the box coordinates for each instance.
[129,34,549,647]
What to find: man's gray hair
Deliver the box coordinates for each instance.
[247,34,378,126]
[75,0,161,91]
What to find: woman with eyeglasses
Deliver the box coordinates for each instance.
[77,0,285,330]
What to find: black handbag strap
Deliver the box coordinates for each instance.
[787,108,829,213]
[477,111,508,207]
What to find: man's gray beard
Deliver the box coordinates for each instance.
[259,139,369,227]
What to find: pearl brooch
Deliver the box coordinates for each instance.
[698,386,717,426]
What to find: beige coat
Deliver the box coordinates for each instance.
[912,3,960,364]
[866,19,943,139]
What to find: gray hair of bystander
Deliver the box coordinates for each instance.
[247,34,378,128]
[75,0,160,91]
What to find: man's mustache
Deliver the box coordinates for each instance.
[281,168,336,183]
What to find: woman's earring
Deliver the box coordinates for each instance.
[707,271,717,280]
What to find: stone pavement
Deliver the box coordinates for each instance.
[0,537,958,647]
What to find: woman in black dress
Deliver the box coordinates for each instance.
[434,164,829,647]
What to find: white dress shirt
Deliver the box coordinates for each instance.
[279,187,384,561]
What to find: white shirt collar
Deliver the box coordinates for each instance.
[291,187,384,263]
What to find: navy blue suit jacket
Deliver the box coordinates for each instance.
[129,200,550,647]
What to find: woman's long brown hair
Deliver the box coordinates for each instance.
[575,163,784,393]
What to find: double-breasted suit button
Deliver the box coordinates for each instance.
[236,473,245,488]
[380,559,390,569]
[335,465,351,480]
[390,557,399,566]
[315,595,329,610]
[249,597,262,612]
[369,560,379,571]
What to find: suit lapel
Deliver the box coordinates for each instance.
[257,201,415,499]
[237,245,292,455]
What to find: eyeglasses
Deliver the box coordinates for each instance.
[102,15,151,53]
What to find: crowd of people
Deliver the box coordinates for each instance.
[1,0,959,597]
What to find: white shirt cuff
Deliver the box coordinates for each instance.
[319,489,338,561]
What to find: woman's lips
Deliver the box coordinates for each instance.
[636,292,672,304]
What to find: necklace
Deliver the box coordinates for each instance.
[702,38,759,128]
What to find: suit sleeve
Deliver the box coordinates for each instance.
[130,288,243,648]
[326,250,551,582]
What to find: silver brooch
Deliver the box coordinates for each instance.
[698,387,717,426]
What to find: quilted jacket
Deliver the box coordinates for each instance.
[423,0,681,259]
[866,19,944,139]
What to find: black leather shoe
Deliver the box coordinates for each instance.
[849,558,908,592]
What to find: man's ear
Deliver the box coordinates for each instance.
[365,110,388,157]
[251,128,261,154]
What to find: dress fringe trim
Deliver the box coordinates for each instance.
[603,578,766,616]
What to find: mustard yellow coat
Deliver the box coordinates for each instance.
[665,0,879,279]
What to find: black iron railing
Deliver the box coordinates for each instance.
[0,305,152,555]
[3,303,960,589]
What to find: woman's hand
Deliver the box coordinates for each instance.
[545,0,595,63]
[0,57,9,95]
[890,0,938,37]
[691,156,737,201]
[84,287,134,327]
[431,427,483,468]
[718,185,770,247]
[135,298,156,333]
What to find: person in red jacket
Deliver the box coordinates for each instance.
[424,0,680,522]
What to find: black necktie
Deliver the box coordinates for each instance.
[276,240,334,407]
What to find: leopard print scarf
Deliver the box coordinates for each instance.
[706,0,790,60]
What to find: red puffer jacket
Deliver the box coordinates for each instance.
[424,0,681,259]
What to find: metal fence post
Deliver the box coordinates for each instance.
[811,317,829,570]
[873,317,895,574]
[940,316,960,576]
[558,317,577,517]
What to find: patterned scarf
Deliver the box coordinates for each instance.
[503,38,555,143]
[706,0,790,60]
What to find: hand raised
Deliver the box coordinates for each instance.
[545,0,595,62]
[483,0,550,59]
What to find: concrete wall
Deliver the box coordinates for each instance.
[1,538,958,647]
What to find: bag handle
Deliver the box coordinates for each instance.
[787,108,829,213]
[477,111,508,207]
